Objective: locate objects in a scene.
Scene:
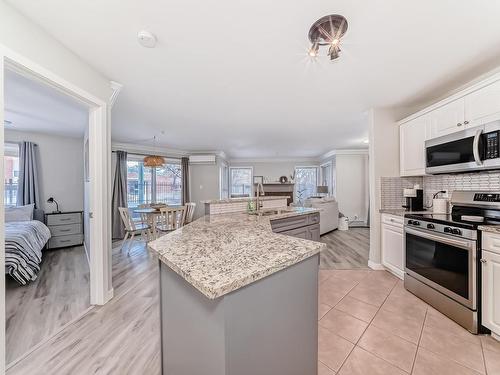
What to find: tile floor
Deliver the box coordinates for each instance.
[318,269,500,375]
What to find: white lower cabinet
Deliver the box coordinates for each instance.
[381,214,404,279]
[481,246,500,339]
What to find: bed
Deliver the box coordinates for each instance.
[5,207,51,285]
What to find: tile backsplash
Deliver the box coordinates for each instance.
[381,176,423,210]
[381,171,500,210]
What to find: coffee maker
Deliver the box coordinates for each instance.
[402,188,424,211]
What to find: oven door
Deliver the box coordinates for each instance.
[405,227,476,309]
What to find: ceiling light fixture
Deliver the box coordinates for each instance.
[143,136,165,167]
[4,120,12,126]
[138,30,157,48]
[308,14,348,60]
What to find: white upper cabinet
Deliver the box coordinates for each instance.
[429,98,465,139]
[400,115,429,176]
[399,75,500,177]
[465,80,500,127]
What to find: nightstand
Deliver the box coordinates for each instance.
[45,211,84,249]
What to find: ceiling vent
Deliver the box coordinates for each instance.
[189,154,216,165]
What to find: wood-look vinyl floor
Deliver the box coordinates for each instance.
[319,227,370,270]
[6,246,90,364]
[7,240,160,375]
[8,231,369,374]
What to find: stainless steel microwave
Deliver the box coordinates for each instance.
[425,120,500,174]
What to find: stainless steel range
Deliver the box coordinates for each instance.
[404,190,500,334]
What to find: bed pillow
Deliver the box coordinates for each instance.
[5,204,35,222]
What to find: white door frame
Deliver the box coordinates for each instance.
[0,45,112,366]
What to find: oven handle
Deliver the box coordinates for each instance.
[473,128,483,166]
[405,227,475,250]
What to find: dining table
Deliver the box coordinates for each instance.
[133,207,162,240]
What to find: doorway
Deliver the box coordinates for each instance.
[1,52,111,369]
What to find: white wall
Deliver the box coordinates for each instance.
[5,129,84,212]
[368,108,400,266]
[335,153,369,225]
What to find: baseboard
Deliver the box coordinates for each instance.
[106,288,114,303]
[368,260,385,270]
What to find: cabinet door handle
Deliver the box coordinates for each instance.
[457,123,463,127]
[464,120,469,125]
[480,259,487,264]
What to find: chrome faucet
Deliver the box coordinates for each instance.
[255,183,265,214]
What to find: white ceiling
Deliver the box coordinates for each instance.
[7,0,500,157]
[4,68,88,138]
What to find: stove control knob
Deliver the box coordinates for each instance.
[407,220,413,225]
[427,224,435,229]
[452,228,462,235]
[413,221,420,226]
[444,227,452,233]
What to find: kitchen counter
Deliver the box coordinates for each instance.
[478,225,500,234]
[150,207,323,374]
[201,196,290,205]
[148,207,324,299]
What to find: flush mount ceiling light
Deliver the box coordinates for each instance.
[308,14,348,60]
[138,30,157,48]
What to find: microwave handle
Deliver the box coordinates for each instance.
[473,128,483,166]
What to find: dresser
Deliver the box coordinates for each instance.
[45,211,84,249]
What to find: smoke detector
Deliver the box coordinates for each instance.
[137,30,157,48]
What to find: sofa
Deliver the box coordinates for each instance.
[305,197,339,235]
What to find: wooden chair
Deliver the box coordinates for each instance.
[184,202,196,224]
[118,207,152,254]
[157,206,186,233]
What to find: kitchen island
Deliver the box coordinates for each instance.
[148,208,324,375]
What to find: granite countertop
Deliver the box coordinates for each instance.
[148,207,324,299]
[478,225,500,234]
[202,196,290,205]
[379,209,431,216]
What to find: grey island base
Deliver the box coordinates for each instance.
[160,255,319,375]
[148,208,324,375]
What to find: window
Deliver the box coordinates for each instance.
[294,166,318,205]
[126,157,182,207]
[219,163,229,199]
[229,167,253,198]
[4,143,19,206]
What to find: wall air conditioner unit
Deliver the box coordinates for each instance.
[189,154,216,165]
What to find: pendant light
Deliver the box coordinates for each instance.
[143,136,165,167]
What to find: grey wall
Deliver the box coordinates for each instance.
[5,129,84,213]
[189,163,220,219]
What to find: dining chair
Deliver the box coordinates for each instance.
[118,207,152,254]
[136,203,154,240]
[157,206,186,233]
[184,202,196,224]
